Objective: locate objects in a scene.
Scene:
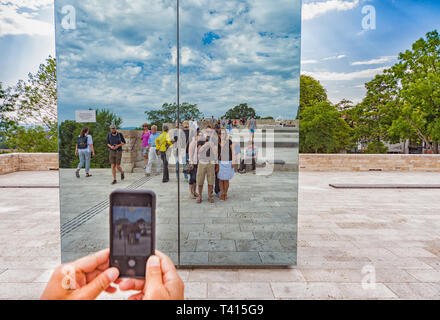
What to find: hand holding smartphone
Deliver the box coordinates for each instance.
[109,190,156,278]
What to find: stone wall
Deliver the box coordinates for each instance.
[2,153,440,175]
[119,130,143,173]
[299,154,440,172]
[0,153,59,175]
[165,119,299,129]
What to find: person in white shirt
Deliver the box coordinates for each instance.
[188,128,201,199]
[189,117,199,131]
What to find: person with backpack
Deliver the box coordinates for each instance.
[107,124,126,185]
[75,127,95,178]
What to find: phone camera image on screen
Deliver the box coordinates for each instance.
[111,195,154,278]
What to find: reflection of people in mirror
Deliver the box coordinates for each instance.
[155,125,173,183]
[107,124,126,185]
[247,116,257,141]
[239,141,258,174]
[196,124,218,203]
[141,123,151,170]
[75,127,95,178]
[188,128,201,199]
[145,125,161,176]
[217,128,235,201]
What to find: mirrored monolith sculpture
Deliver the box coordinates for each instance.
[56,0,300,266]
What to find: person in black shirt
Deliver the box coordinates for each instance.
[107,124,126,185]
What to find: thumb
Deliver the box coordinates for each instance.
[144,255,166,300]
[77,268,119,300]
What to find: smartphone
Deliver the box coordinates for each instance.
[109,190,156,278]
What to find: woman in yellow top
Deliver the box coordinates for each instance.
[155,125,173,182]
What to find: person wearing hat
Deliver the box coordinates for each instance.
[107,124,126,185]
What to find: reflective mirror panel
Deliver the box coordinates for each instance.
[55,0,178,263]
[56,0,300,267]
[178,0,301,265]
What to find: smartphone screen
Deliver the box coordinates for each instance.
[110,190,155,278]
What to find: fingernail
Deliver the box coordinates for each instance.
[107,268,119,281]
[148,255,160,267]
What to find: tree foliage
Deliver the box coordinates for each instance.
[299,101,353,153]
[59,109,122,168]
[11,56,57,128]
[223,103,258,119]
[145,102,203,130]
[5,125,58,153]
[0,83,16,141]
[348,73,400,148]
[2,57,58,152]
[390,30,440,153]
[298,75,328,119]
[365,141,388,154]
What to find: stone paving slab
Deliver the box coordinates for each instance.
[1,171,440,299]
[59,169,298,266]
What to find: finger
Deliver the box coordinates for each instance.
[155,250,177,274]
[128,292,144,300]
[155,250,180,283]
[144,255,168,300]
[96,260,110,271]
[85,270,101,283]
[75,267,119,300]
[146,255,163,286]
[73,249,110,274]
[118,278,145,291]
[154,251,184,300]
[105,285,117,294]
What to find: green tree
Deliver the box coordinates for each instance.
[298,75,328,119]
[223,103,258,119]
[12,56,57,128]
[389,30,440,153]
[5,125,58,153]
[299,101,353,153]
[364,141,389,154]
[0,83,17,143]
[59,109,122,168]
[4,57,58,152]
[145,102,203,130]
[349,72,400,150]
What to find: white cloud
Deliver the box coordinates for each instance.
[302,0,359,20]
[302,54,346,64]
[303,66,388,81]
[0,0,53,36]
[2,1,53,10]
[302,59,319,64]
[351,56,397,66]
[323,54,346,60]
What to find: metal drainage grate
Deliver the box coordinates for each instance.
[61,175,155,237]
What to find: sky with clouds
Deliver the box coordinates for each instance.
[1,0,440,126]
[52,0,301,126]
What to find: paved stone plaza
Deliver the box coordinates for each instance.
[0,170,440,299]
[60,168,298,266]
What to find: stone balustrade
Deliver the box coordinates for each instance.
[0,153,59,175]
[299,154,440,172]
[2,152,440,175]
